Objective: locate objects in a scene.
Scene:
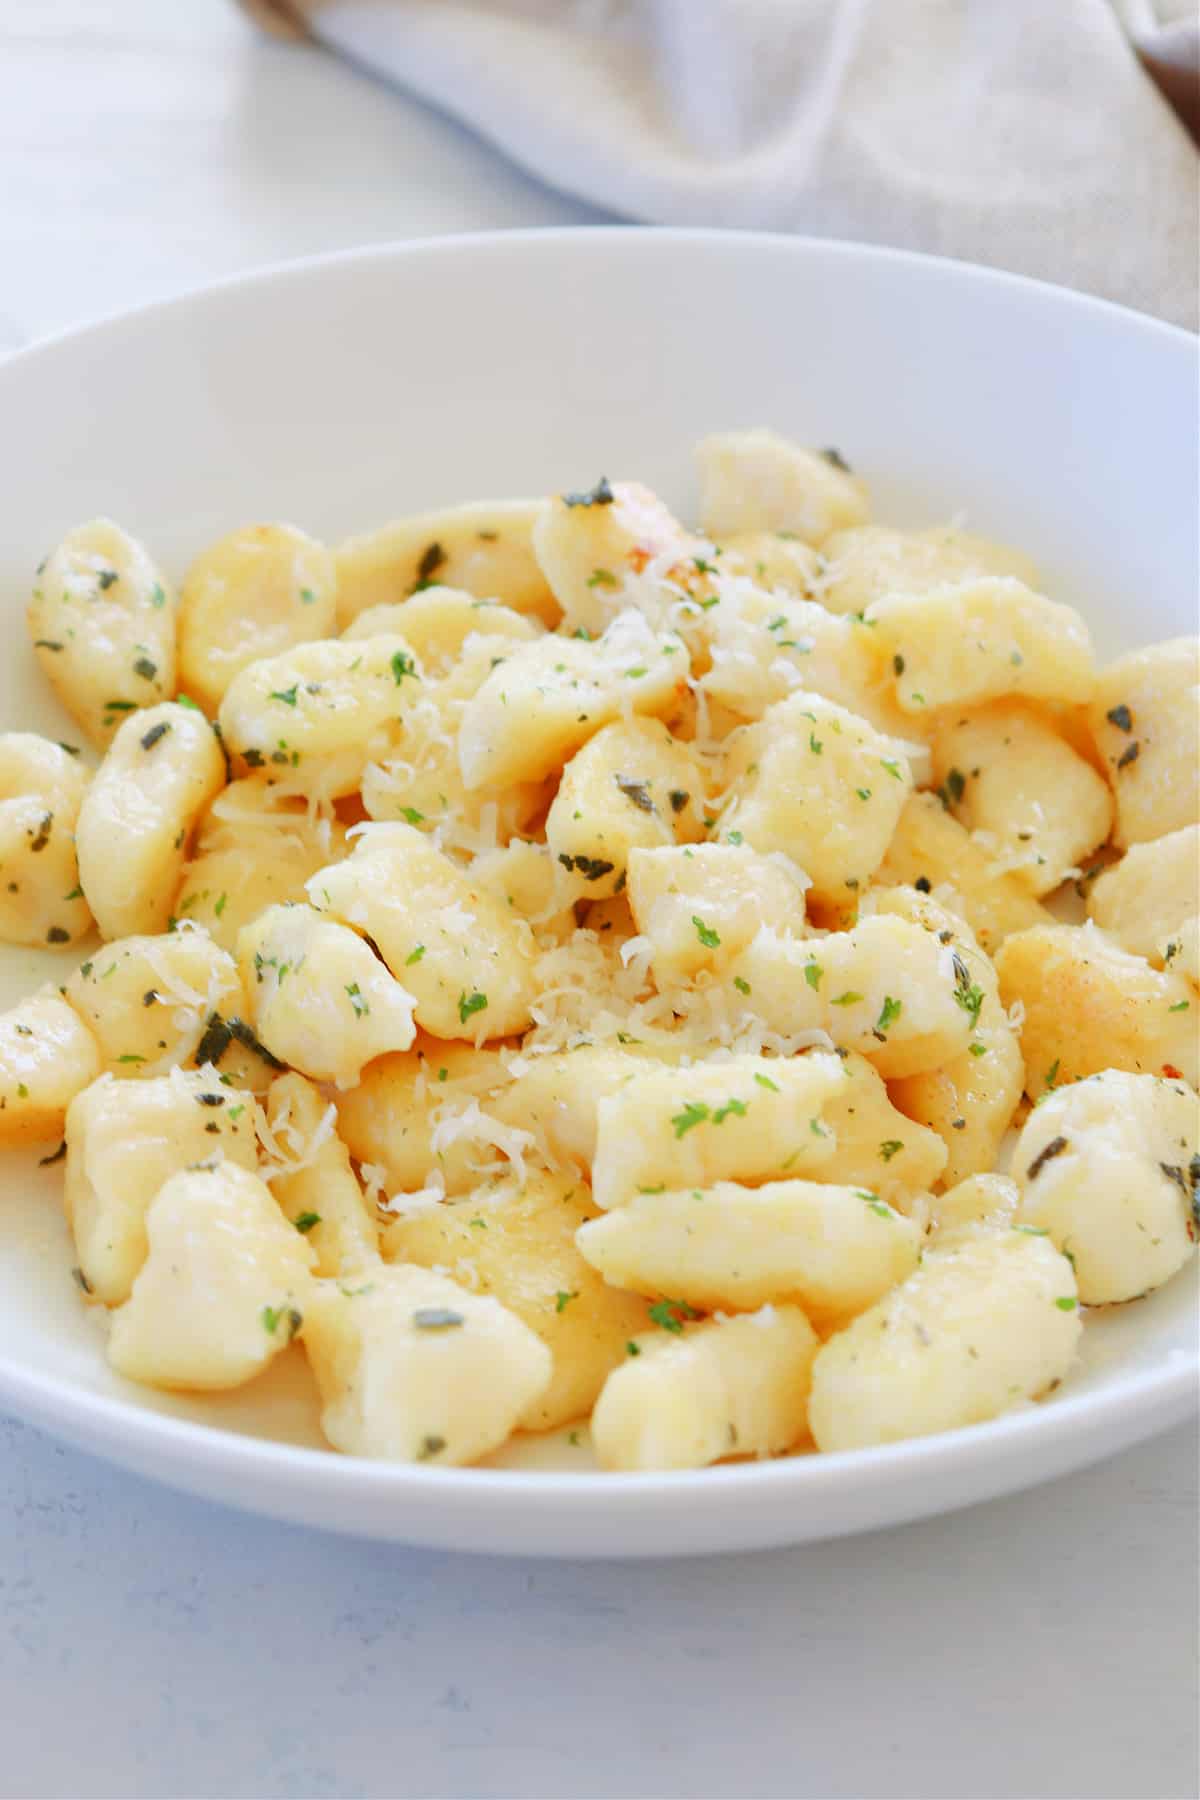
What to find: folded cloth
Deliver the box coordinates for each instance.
[242,0,1198,329]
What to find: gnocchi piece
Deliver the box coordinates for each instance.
[0,733,93,947]
[217,634,424,796]
[717,531,823,596]
[308,823,537,1040]
[868,887,1025,1185]
[808,1231,1081,1451]
[699,583,914,740]
[1088,825,1200,983]
[995,923,1197,1096]
[1087,639,1199,846]
[1013,1071,1199,1304]
[75,701,225,940]
[457,608,689,792]
[931,701,1113,896]
[866,578,1094,714]
[719,690,913,908]
[174,844,331,954]
[727,912,974,1079]
[930,1173,1020,1240]
[874,791,1052,952]
[360,633,550,845]
[333,1041,513,1198]
[65,928,243,1079]
[107,1162,316,1390]
[470,841,577,939]
[302,1264,553,1464]
[341,586,540,671]
[816,523,1039,618]
[577,1178,921,1330]
[381,1170,652,1431]
[696,431,869,545]
[626,843,806,986]
[0,987,101,1147]
[489,1044,684,1174]
[817,1051,949,1203]
[545,717,703,899]
[64,1067,262,1304]
[263,1073,379,1278]
[177,523,337,714]
[591,1305,819,1472]
[237,904,417,1087]
[28,518,176,746]
[532,481,697,636]
[590,1051,846,1210]
[335,500,558,630]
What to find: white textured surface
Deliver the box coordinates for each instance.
[0,7,1196,1798]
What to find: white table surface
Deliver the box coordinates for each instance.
[1,7,1197,1798]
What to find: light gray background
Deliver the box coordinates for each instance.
[1,8,1197,1798]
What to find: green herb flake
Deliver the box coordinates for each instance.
[391,649,418,685]
[881,759,903,780]
[830,990,863,1007]
[413,1307,465,1331]
[1105,703,1133,732]
[1054,1296,1077,1311]
[133,656,158,682]
[406,944,426,965]
[294,1211,322,1234]
[457,990,488,1025]
[875,994,902,1036]
[754,1072,779,1092]
[1169,999,1190,1012]
[345,983,370,1018]
[261,1304,303,1340]
[648,1296,701,1334]
[712,1097,748,1124]
[563,478,614,508]
[879,1140,903,1162]
[733,975,751,995]
[625,1340,642,1357]
[554,1290,579,1314]
[587,568,619,589]
[671,1101,710,1139]
[270,684,298,707]
[692,915,721,949]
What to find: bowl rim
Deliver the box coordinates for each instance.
[3,225,1195,373]
[0,226,1195,1518]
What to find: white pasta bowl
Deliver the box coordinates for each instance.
[0,231,1195,1557]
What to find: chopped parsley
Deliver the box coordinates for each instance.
[261,1304,303,1340]
[345,983,369,1017]
[294,1212,321,1234]
[754,1072,779,1092]
[648,1297,701,1334]
[457,990,488,1024]
[391,649,417,685]
[269,685,298,707]
[133,656,158,682]
[671,1100,710,1138]
[554,1290,579,1314]
[692,915,721,949]
[733,976,751,995]
[406,945,426,965]
[879,1140,903,1162]
[830,990,863,1007]
[875,995,902,1036]
[1105,703,1133,732]
[711,1097,748,1124]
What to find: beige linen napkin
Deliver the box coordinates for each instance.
[242,0,1198,328]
